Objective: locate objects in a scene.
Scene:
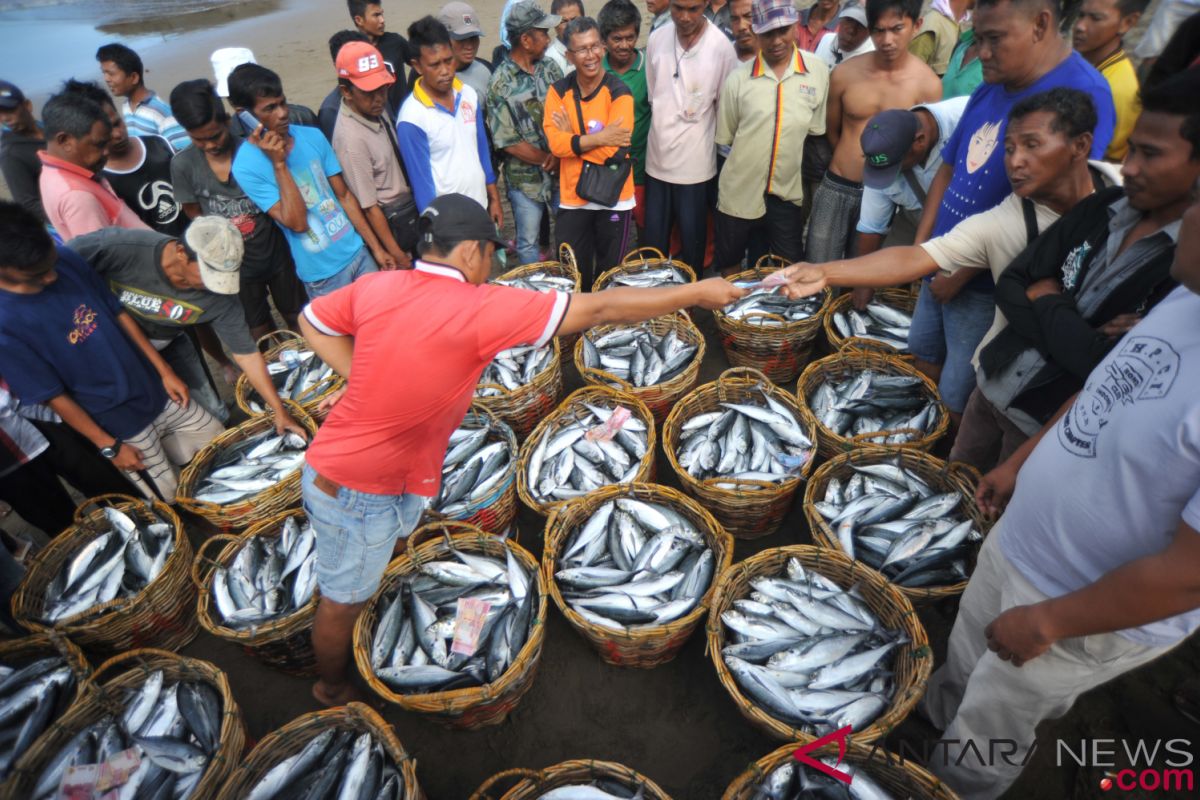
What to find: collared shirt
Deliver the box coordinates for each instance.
[37,151,150,240]
[908,7,961,75]
[857,96,969,236]
[795,6,839,53]
[604,51,651,185]
[486,55,563,203]
[715,47,829,219]
[547,39,573,76]
[1097,48,1139,162]
[331,101,410,211]
[814,32,875,66]
[120,91,189,153]
[941,28,984,99]
[705,2,734,39]
[397,78,496,211]
[301,260,569,496]
[651,11,670,32]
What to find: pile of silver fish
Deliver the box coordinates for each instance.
[748,758,900,800]
[495,271,576,294]
[366,542,535,694]
[556,497,715,630]
[476,345,556,397]
[432,416,513,517]
[247,349,336,412]
[192,431,308,506]
[0,654,79,778]
[808,372,938,444]
[602,265,690,288]
[722,282,824,326]
[29,670,223,800]
[675,391,814,487]
[524,402,649,504]
[831,302,914,352]
[536,782,648,799]
[721,558,903,735]
[580,326,698,388]
[40,506,175,623]
[811,461,982,588]
[244,727,409,800]
[209,516,317,629]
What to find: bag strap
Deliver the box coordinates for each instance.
[901,169,927,203]
[381,107,413,190]
[571,75,629,166]
[1021,197,1040,244]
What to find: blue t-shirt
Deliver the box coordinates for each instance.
[232,125,365,283]
[0,248,166,440]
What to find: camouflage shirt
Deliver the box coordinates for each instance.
[485,55,563,203]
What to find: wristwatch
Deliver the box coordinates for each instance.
[99,439,122,459]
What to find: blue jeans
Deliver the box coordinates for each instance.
[908,282,996,414]
[303,248,379,298]
[508,186,557,265]
[161,334,228,423]
[301,465,427,604]
[643,175,712,273]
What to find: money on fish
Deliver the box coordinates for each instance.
[720,558,904,736]
[812,459,982,588]
[523,401,650,504]
[476,345,556,397]
[248,348,337,412]
[600,265,690,289]
[40,506,175,624]
[580,325,698,388]
[555,496,717,631]
[244,727,409,800]
[747,757,901,800]
[192,430,308,506]
[832,302,914,352]
[432,413,514,518]
[721,282,825,326]
[209,515,318,630]
[0,652,79,778]
[808,370,939,445]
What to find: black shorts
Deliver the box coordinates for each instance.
[239,265,308,329]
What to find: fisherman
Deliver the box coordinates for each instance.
[298,193,743,707]
[0,81,48,225]
[95,42,190,153]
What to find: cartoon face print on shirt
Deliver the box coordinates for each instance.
[966,120,1002,174]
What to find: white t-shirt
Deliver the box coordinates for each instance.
[814,33,875,66]
[999,286,1200,647]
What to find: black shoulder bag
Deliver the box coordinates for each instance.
[571,78,632,208]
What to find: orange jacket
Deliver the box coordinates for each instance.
[543,72,636,208]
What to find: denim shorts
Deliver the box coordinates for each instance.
[907,281,996,414]
[303,247,379,299]
[301,464,427,603]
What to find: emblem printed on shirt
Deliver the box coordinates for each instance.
[1059,241,1092,292]
[111,282,204,324]
[965,120,1001,174]
[1058,336,1179,458]
[462,101,476,124]
[137,180,181,226]
[68,304,99,345]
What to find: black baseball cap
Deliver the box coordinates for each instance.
[860,108,921,190]
[0,81,26,111]
[420,194,506,248]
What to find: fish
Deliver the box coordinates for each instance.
[813,459,982,588]
[555,497,715,631]
[601,265,691,289]
[808,370,938,445]
[579,325,698,389]
[675,387,814,486]
[0,653,78,779]
[475,344,556,397]
[720,282,825,326]
[538,782,649,799]
[249,348,338,412]
[524,401,650,505]
[720,557,904,736]
[746,756,901,799]
[40,505,175,624]
[192,430,309,506]
[244,725,410,800]
[432,413,514,518]
[832,301,914,352]
[493,272,577,293]
[208,516,318,630]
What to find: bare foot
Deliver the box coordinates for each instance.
[312,680,363,708]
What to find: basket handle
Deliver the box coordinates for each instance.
[557,243,579,275]
[405,522,455,565]
[753,253,791,272]
[717,366,771,389]
[88,647,181,691]
[847,427,926,446]
[190,534,240,589]
[622,246,666,265]
[471,768,539,799]
[72,493,144,523]
[256,329,303,350]
[947,460,982,486]
[578,365,636,393]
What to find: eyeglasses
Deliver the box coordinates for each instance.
[569,44,606,56]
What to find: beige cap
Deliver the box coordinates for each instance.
[185,217,244,295]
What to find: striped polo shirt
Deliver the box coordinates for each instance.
[120,91,190,153]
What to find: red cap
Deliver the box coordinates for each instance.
[335,42,396,91]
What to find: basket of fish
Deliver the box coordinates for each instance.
[192,509,319,675]
[804,451,989,604]
[215,702,421,800]
[573,313,705,425]
[493,243,582,350]
[706,545,932,744]
[175,404,317,531]
[474,337,565,441]
[0,634,91,785]
[470,759,671,800]
[723,740,961,800]
[713,262,831,384]
[423,405,519,535]
[11,495,197,657]
[235,330,344,420]
[6,648,244,800]
[542,482,733,668]
[824,288,917,357]
[352,521,546,729]
[517,387,656,516]
[662,368,817,540]
[796,351,949,458]
[592,246,697,292]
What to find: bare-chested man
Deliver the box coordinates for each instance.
[805,0,941,264]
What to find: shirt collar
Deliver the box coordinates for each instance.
[37,151,99,181]
[412,77,464,113]
[414,260,468,282]
[339,99,385,131]
[750,47,807,79]
[1107,196,1183,243]
[603,50,644,74]
[1097,47,1130,72]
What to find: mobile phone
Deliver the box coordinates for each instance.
[237,110,262,135]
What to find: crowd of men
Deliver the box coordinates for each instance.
[1,0,1199,797]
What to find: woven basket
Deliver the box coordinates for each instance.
[192,508,318,675]
[235,330,345,420]
[542,483,733,667]
[706,545,931,744]
[422,404,520,536]
[475,337,565,442]
[823,288,917,358]
[804,450,991,604]
[714,259,831,384]
[495,243,582,352]
[516,386,657,517]
[175,402,317,532]
[795,350,949,459]
[573,313,706,426]
[593,247,698,292]
[352,521,547,729]
[215,702,422,800]
[6,648,244,800]
[662,367,817,540]
[470,759,672,800]
[11,494,198,657]
[723,741,961,800]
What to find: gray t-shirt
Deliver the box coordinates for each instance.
[458,61,493,107]
[999,286,1200,647]
[67,227,258,355]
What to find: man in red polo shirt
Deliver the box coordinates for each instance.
[299,193,744,706]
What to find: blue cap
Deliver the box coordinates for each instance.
[860,108,921,190]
